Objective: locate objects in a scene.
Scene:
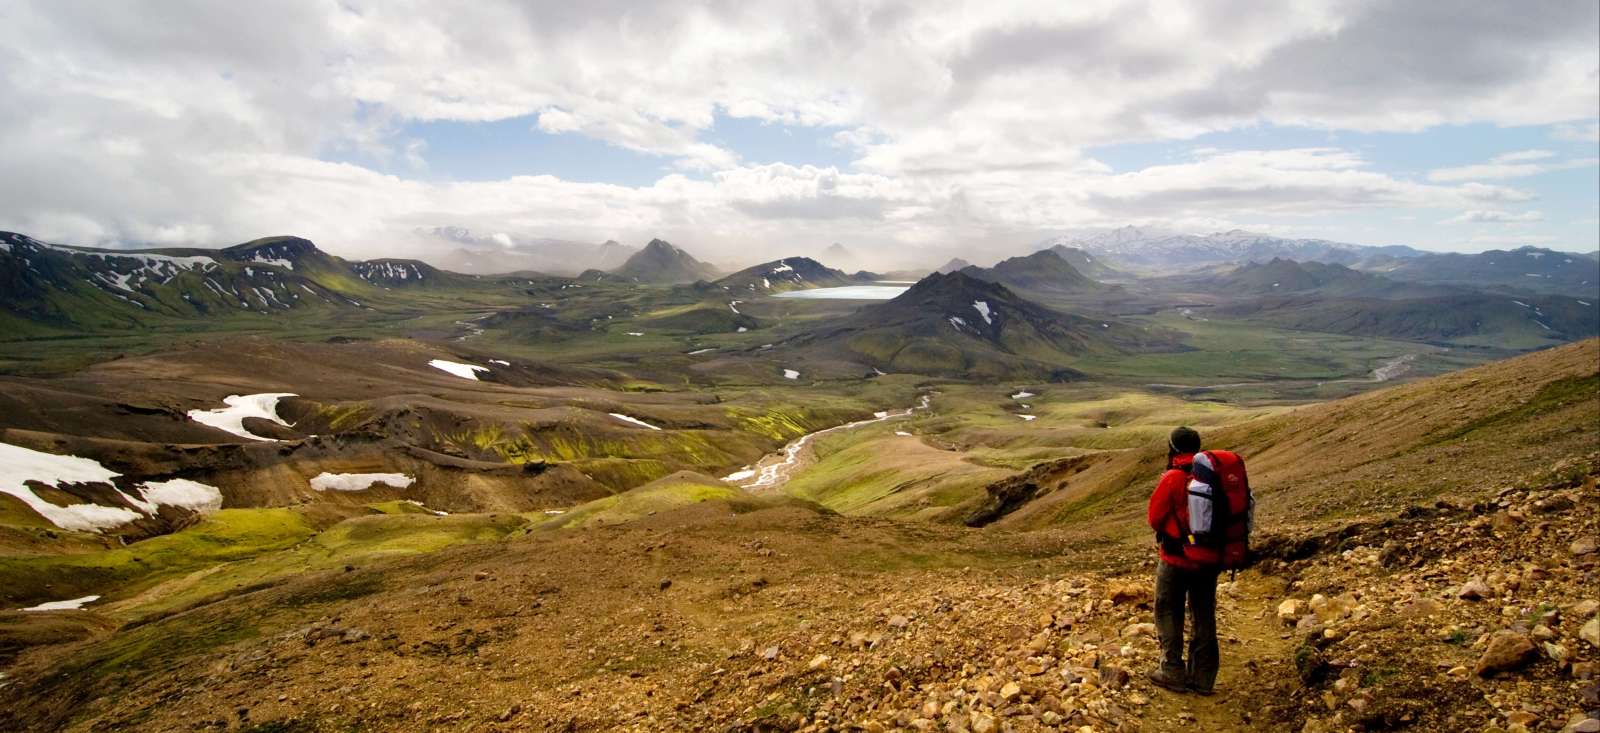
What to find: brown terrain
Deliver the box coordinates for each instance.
[0,341,1594,732]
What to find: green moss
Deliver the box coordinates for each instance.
[546,475,742,528]
[1431,373,1599,443]
[0,509,316,607]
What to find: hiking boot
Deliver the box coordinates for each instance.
[1187,682,1216,696]
[1148,667,1188,693]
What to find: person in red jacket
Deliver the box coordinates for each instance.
[1146,426,1220,694]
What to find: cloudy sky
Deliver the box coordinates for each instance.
[1,1,1596,265]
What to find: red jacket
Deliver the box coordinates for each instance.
[1147,453,1221,569]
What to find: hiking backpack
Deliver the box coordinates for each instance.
[1185,450,1254,569]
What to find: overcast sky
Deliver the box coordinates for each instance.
[1,1,1596,263]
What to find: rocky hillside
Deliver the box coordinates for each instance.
[0,343,1595,732]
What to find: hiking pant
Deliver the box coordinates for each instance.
[1154,559,1220,690]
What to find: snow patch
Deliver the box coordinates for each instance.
[783,369,800,380]
[310,473,415,492]
[609,413,662,430]
[186,393,296,441]
[1018,415,1037,421]
[625,332,644,337]
[251,254,294,270]
[1011,391,1035,400]
[895,431,912,437]
[972,300,992,325]
[402,500,448,516]
[428,359,489,380]
[138,479,224,514]
[686,348,716,355]
[22,595,100,612]
[0,442,224,531]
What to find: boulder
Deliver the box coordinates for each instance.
[1580,616,1599,649]
[1458,579,1492,601]
[1475,631,1537,676]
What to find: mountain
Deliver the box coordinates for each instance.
[781,271,1178,379]
[713,257,856,294]
[935,257,972,274]
[1194,258,1448,299]
[821,243,859,270]
[594,240,637,270]
[1043,245,1129,280]
[612,239,721,284]
[1366,246,1600,297]
[0,231,371,331]
[959,250,1101,295]
[1043,227,1427,272]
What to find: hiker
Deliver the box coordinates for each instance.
[1146,426,1253,695]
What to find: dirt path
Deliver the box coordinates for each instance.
[1137,570,1293,731]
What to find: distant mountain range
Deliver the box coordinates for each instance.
[1369,246,1599,296]
[418,226,636,275]
[1040,226,1427,271]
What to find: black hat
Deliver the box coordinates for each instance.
[1168,426,1201,454]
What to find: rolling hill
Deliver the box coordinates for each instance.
[1192,258,1450,299]
[611,239,721,284]
[781,271,1179,379]
[1216,292,1598,347]
[977,338,1599,532]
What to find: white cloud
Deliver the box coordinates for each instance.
[1428,151,1599,182]
[0,1,1595,259]
[1445,210,1545,224]
[1551,121,1600,143]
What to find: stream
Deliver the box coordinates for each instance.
[723,394,932,492]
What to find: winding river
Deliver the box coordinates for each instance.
[723,394,932,492]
